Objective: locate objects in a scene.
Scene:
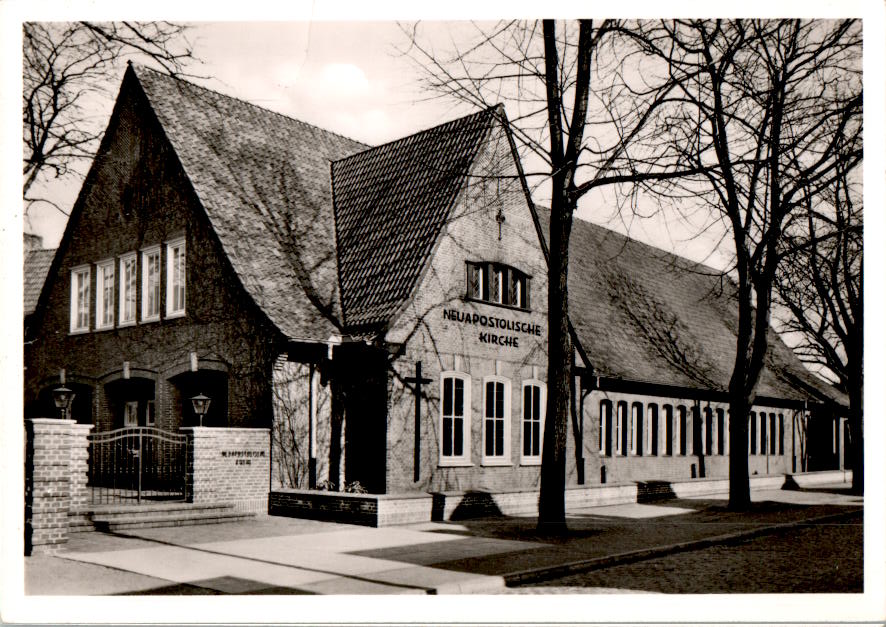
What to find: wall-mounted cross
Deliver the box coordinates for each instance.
[496,206,506,240]
[405,361,432,483]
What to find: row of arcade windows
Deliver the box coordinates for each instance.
[748,411,786,456]
[599,402,729,457]
[466,262,529,310]
[70,238,186,333]
[440,373,545,467]
[599,402,786,457]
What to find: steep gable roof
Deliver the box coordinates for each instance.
[331,106,500,328]
[536,208,843,405]
[24,248,56,317]
[131,65,368,341]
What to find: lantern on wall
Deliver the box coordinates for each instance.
[190,393,211,426]
[52,386,75,420]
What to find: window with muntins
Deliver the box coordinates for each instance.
[70,266,90,333]
[483,377,510,463]
[440,373,470,465]
[166,238,186,317]
[466,262,529,309]
[142,247,161,321]
[119,253,137,325]
[664,405,674,455]
[521,381,544,463]
[96,260,115,329]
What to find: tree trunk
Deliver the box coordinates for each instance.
[847,348,863,495]
[538,191,573,533]
[727,389,751,509]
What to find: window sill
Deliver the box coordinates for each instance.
[438,459,473,468]
[480,458,512,467]
[141,315,160,324]
[520,458,542,466]
[463,296,531,314]
[117,320,137,328]
[165,310,186,320]
[69,328,90,335]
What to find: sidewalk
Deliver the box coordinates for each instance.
[25,483,863,595]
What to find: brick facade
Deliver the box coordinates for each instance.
[25,419,74,555]
[24,68,284,433]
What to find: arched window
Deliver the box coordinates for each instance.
[521,380,545,464]
[704,407,713,455]
[716,408,725,455]
[617,401,628,456]
[599,400,613,456]
[440,372,471,466]
[646,404,659,456]
[749,411,757,455]
[663,405,674,456]
[778,414,785,455]
[482,376,511,464]
[631,402,643,456]
[678,405,688,456]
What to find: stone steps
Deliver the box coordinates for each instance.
[71,502,254,532]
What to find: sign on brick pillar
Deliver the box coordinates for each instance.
[25,419,74,555]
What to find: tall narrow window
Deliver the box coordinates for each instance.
[760,412,768,456]
[778,414,785,455]
[617,402,628,456]
[691,406,702,455]
[483,377,510,463]
[510,270,528,308]
[70,265,91,333]
[599,400,613,456]
[646,404,658,456]
[166,238,186,317]
[490,266,505,304]
[716,409,725,455]
[678,405,688,455]
[96,260,114,329]
[521,381,545,463]
[119,253,137,325]
[631,402,643,456]
[769,413,777,455]
[467,262,485,300]
[704,407,713,455]
[749,412,757,455]
[141,247,161,321]
[440,373,471,465]
[664,405,674,455]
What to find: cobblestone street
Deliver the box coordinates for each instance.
[509,509,862,594]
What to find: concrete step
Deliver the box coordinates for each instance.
[94,512,254,531]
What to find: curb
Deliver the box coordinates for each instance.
[502,508,863,587]
[431,574,508,595]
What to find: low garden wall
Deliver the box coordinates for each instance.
[269,489,433,526]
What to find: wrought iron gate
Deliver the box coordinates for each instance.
[88,427,188,504]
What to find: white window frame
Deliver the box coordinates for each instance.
[124,400,139,427]
[482,375,511,465]
[646,404,657,456]
[166,237,186,318]
[95,259,115,330]
[69,264,91,333]
[119,253,137,326]
[439,371,472,467]
[520,379,545,465]
[141,246,161,322]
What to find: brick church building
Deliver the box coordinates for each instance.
[24,65,846,497]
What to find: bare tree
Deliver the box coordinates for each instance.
[403,18,862,520]
[626,20,862,508]
[23,21,198,214]
[775,158,862,493]
[402,20,704,530]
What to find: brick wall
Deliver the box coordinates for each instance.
[25,419,74,555]
[269,489,433,526]
[184,427,270,512]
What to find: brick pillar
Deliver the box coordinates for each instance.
[69,424,94,528]
[25,419,74,555]
[182,427,217,503]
